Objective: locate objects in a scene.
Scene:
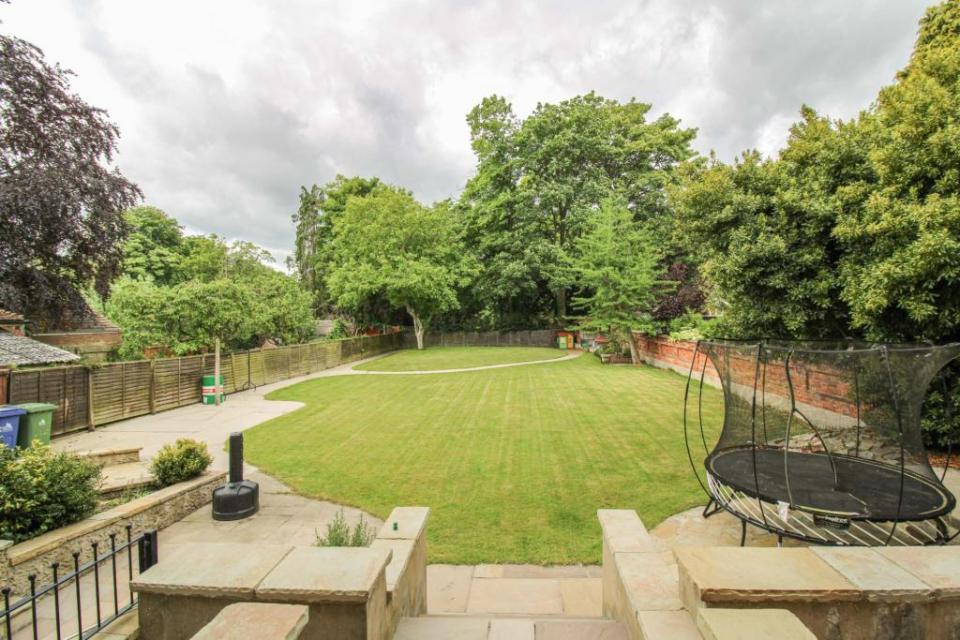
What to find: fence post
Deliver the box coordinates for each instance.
[149,359,156,414]
[87,368,96,431]
[138,530,159,572]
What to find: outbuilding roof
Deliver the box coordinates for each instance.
[0,332,81,366]
[0,309,25,324]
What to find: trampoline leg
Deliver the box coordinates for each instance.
[702,498,719,519]
[739,520,747,547]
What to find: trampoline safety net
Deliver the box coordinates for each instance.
[684,340,960,546]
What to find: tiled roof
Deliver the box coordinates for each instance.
[35,307,121,334]
[0,309,25,323]
[0,332,81,366]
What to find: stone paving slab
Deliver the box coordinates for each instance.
[558,580,602,617]
[256,546,392,604]
[466,578,564,615]
[489,618,536,640]
[636,610,700,640]
[810,547,933,602]
[697,608,816,640]
[675,547,859,604]
[475,565,600,579]
[377,506,431,541]
[878,546,960,598]
[535,619,629,639]
[394,616,490,640]
[426,565,475,613]
[191,603,308,640]
[130,542,292,598]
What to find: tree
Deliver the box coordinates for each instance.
[327,186,470,349]
[122,206,184,285]
[460,93,696,325]
[292,176,381,314]
[0,30,140,326]
[572,198,664,363]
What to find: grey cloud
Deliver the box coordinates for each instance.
[12,0,932,260]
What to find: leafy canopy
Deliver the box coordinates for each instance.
[0,30,140,326]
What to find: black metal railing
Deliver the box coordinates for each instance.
[1,527,158,640]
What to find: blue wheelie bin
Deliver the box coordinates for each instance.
[0,406,26,449]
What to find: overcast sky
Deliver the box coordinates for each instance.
[3,1,930,263]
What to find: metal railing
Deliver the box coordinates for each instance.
[1,527,158,640]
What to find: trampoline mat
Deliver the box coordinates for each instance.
[706,447,955,521]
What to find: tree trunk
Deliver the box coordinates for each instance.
[555,288,567,322]
[626,330,639,365]
[407,305,425,350]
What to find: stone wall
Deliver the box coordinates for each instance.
[0,470,226,595]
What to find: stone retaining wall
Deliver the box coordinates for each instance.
[0,470,226,595]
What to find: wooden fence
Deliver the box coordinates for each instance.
[401,329,556,349]
[6,333,402,437]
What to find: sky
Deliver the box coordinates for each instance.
[2,0,931,264]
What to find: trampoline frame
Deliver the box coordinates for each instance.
[683,340,960,547]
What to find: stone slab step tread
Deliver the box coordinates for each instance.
[395,615,629,640]
[99,461,155,497]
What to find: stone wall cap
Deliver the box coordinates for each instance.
[697,608,816,640]
[370,538,415,590]
[598,509,664,553]
[674,547,859,603]
[192,603,308,640]
[131,543,293,599]
[616,551,683,612]
[811,547,934,602]
[256,545,392,604]
[377,506,430,540]
[877,546,960,598]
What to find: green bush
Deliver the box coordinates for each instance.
[150,439,213,487]
[315,508,375,547]
[0,442,102,543]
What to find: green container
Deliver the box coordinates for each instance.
[202,374,226,405]
[16,402,57,446]
[557,336,567,349]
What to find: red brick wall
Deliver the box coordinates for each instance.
[632,335,858,419]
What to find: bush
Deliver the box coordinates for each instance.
[0,443,102,543]
[150,439,213,487]
[315,508,375,547]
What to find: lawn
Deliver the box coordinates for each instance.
[354,345,566,371]
[244,351,723,564]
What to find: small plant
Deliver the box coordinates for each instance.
[315,508,375,547]
[150,438,213,487]
[0,442,102,543]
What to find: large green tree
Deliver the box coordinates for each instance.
[460,92,696,326]
[292,176,382,314]
[327,186,470,349]
[573,198,664,363]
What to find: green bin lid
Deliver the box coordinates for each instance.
[16,402,58,413]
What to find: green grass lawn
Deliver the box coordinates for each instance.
[244,351,723,564]
[354,345,566,371]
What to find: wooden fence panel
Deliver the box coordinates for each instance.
[153,359,181,412]
[178,356,203,406]
[8,366,90,436]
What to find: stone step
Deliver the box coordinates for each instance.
[394,615,629,640]
[75,446,142,467]
[98,460,155,498]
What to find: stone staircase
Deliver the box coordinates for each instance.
[75,446,155,499]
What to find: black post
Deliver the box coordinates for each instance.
[229,432,243,484]
[138,530,159,573]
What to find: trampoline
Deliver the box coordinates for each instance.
[684,340,960,546]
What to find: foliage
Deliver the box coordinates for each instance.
[150,439,213,487]
[293,176,382,314]
[315,508,374,547]
[0,31,140,326]
[670,1,960,448]
[354,346,565,372]
[0,443,102,543]
[653,262,705,323]
[667,311,714,342]
[572,198,664,363]
[110,207,315,357]
[245,353,724,564]
[327,186,472,349]
[459,92,697,326]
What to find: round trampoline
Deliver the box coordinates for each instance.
[684,340,960,546]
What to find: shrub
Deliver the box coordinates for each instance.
[315,508,375,547]
[0,442,102,543]
[150,439,213,487]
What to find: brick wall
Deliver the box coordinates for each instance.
[631,335,858,421]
